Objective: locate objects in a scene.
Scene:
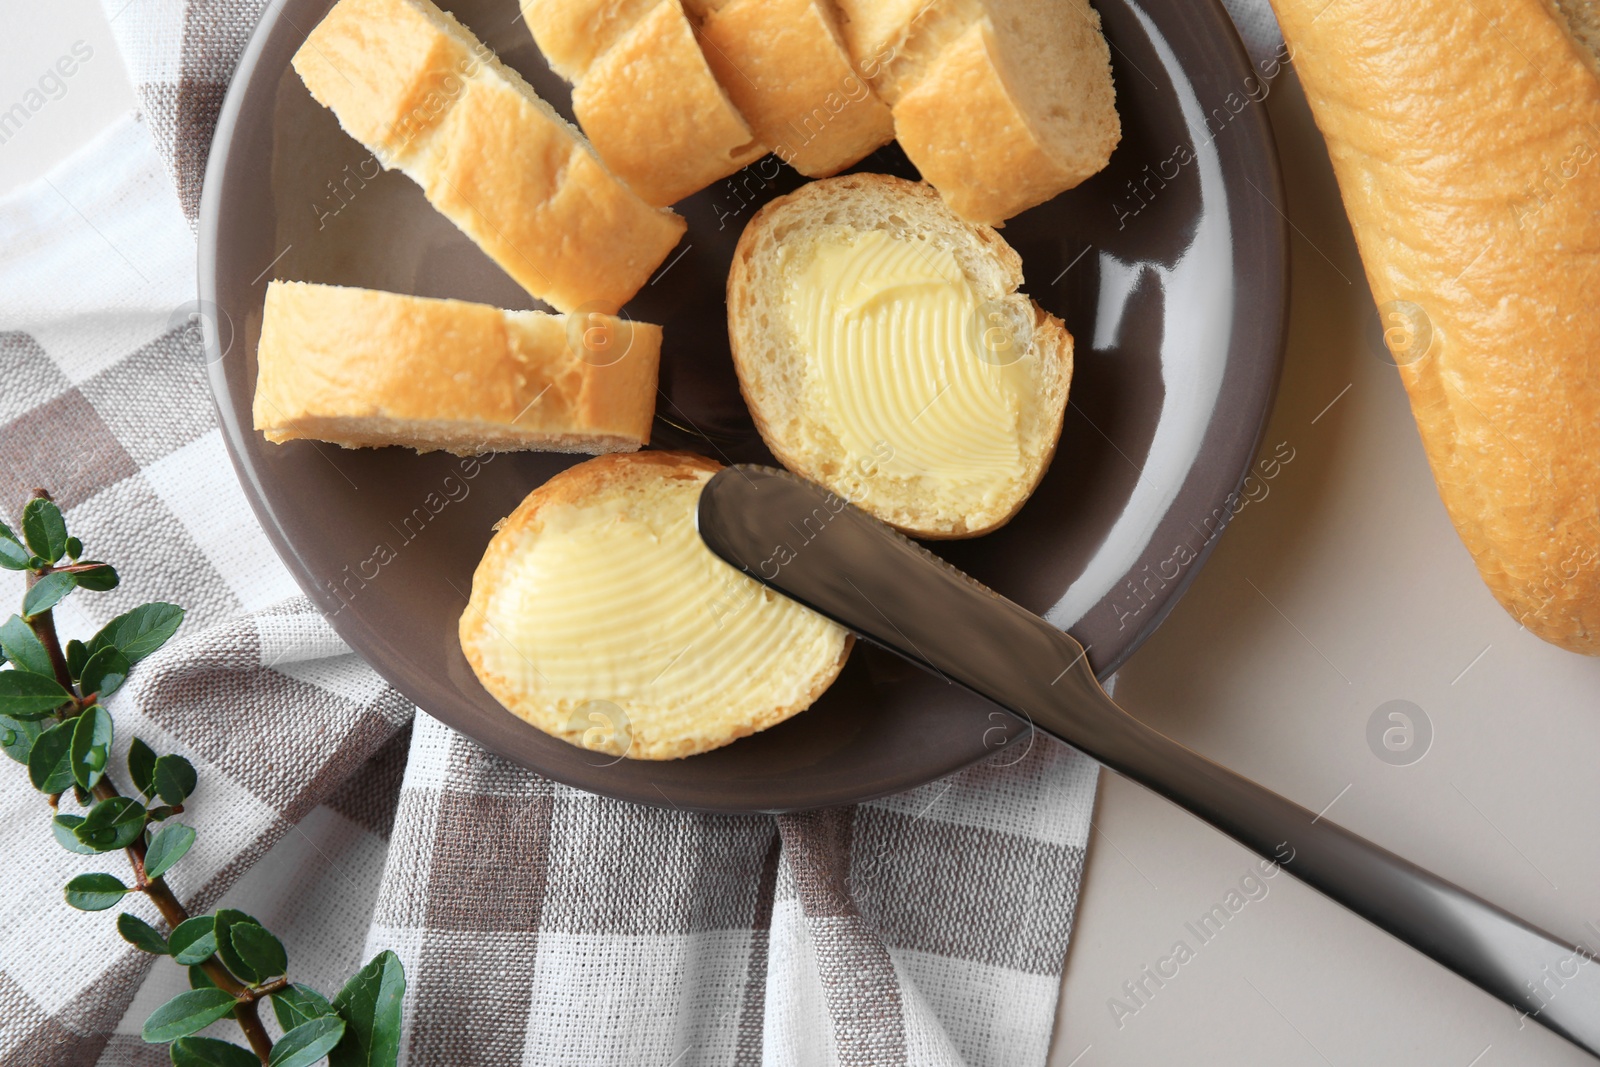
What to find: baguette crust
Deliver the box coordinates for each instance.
[294,0,685,312]
[1272,0,1600,652]
[560,0,765,206]
[253,281,660,455]
[727,173,1073,537]
[694,0,894,177]
[460,452,852,759]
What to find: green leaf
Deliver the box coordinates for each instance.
[28,720,76,792]
[169,1036,260,1067]
[228,922,287,982]
[329,951,406,1067]
[270,1016,347,1067]
[64,872,127,911]
[65,639,87,680]
[76,795,145,851]
[22,572,76,618]
[118,912,169,955]
[88,603,185,664]
[70,704,114,789]
[272,985,334,1032]
[129,737,158,796]
[74,563,119,592]
[0,521,30,571]
[152,754,198,805]
[213,909,264,984]
[21,498,68,564]
[0,615,52,676]
[51,813,99,855]
[0,669,71,720]
[140,987,238,1043]
[188,965,217,990]
[0,713,45,764]
[79,646,130,699]
[65,536,83,560]
[147,804,177,821]
[169,915,217,965]
[145,822,196,880]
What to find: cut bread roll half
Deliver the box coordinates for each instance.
[461,452,852,759]
[293,0,685,313]
[254,281,660,455]
[835,0,1120,224]
[530,0,765,206]
[727,174,1073,538]
[687,0,894,177]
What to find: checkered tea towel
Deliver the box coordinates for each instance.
[0,0,1281,1063]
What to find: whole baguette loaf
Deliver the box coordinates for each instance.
[254,281,660,455]
[834,0,1119,223]
[687,0,894,177]
[529,0,764,206]
[1271,0,1600,653]
[293,0,685,313]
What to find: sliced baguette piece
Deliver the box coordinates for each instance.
[727,173,1073,538]
[461,451,852,759]
[531,0,765,206]
[687,0,894,177]
[293,0,685,313]
[1270,0,1600,654]
[253,281,660,455]
[835,0,1120,224]
[520,0,663,82]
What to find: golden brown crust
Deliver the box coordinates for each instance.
[563,0,764,206]
[253,281,660,454]
[726,173,1072,538]
[695,0,894,177]
[1272,0,1600,653]
[523,0,663,81]
[460,451,852,759]
[294,0,686,313]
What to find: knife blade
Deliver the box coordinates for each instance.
[696,464,1600,1059]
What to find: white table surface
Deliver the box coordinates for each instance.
[6,6,1599,1066]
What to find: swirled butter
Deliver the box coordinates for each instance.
[783,229,1034,508]
[467,462,848,759]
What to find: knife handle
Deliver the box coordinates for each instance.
[1044,655,1600,1056]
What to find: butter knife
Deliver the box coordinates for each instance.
[696,465,1600,1059]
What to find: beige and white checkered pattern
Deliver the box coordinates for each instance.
[0,0,1283,1061]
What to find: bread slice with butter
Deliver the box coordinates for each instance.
[528,0,765,206]
[254,281,660,455]
[293,0,685,313]
[834,0,1120,223]
[686,0,894,177]
[460,451,852,759]
[727,173,1073,538]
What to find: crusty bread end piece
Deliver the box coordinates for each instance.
[691,0,894,177]
[461,451,852,759]
[727,174,1073,538]
[294,0,685,312]
[254,281,660,455]
[1271,0,1600,653]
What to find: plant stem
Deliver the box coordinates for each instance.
[21,512,275,1065]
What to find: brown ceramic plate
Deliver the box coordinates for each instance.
[199,0,1287,812]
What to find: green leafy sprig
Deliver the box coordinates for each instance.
[1,491,404,1067]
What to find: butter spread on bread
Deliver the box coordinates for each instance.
[460,452,851,759]
[728,174,1073,538]
[835,0,1120,224]
[1271,0,1600,654]
[254,282,659,455]
[293,0,685,313]
[529,0,764,206]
